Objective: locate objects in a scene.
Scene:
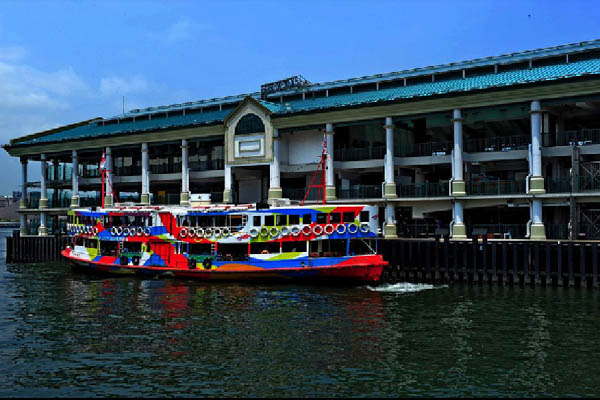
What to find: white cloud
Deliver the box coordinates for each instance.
[150,17,213,45]
[0,45,27,62]
[99,75,150,96]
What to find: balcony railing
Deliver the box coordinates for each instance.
[397,223,439,238]
[546,178,571,193]
[338,185,382,199]
[114,166,142,176]
[465,135,530,153]
[395,141,453,158]
[282,188,321,201]
[556,129,600,146]
[467,224,526,239]
[467,180,526,195]
[334,146,385,161]
[189,159,224,172]
[150,163,182,174]
[576,175,600,192]
[398,181,449,197]
[545,224,569,240]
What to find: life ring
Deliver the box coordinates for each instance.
[291,226,301,237]
[116,226,123,236]
[360,223,370,233]
[196,228,204,237]
[123,227,130,237]
[260,227,269,237]
[250,228,259,238]
[324,224,335,235]
[336,224,347,235]
[302,225,312,236]
[280,226,290,236]
[347,223,359,234]
[313,225,324,236]
[188,258,197,269]
[188,228,196,238]
[221,227,230,237]
[202,257,212,270]
[93,226,99,235]
[261,250,270,255]
[137,227,144,236]
[204,228,212,238]
[179,228,188,238]
[144,227,151,236]
[111,226,118,236]
[270,227,279,237]
[213,228,221,238]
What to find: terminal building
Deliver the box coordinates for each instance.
[4,39,600,240]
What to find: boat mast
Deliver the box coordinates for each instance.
[301,129,328,206]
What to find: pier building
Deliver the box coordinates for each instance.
[5,39,600,241]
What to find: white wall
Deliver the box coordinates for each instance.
[286,129,324,165]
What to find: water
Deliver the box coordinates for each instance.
[1,228,600,397]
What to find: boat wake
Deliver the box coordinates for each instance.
[366,282,447,293]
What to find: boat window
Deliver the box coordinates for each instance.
[99,240,118,256]
[251,242,280,255]
[230,215,243,229]
[122,242,142,253]
[330,213,341,224]
[289,215,300,225]
[343,212,355,223]
[276,215,287,226]
[189,243,211,254]
[282,241,304,253]
[84,238,97,248]
[215,215,226,226]
[265,215,275,226]
[218,243,249,261]
[302,214,312,224]
[360,211,369,223]
[198,215,212,227]
[253,216,261,226]
[316,213,327,224]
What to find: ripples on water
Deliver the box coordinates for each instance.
[1,228,600,397]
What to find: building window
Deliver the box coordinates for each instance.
[235,113,265,135]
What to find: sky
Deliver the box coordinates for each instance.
[1,0,600,195]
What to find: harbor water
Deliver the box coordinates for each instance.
[1,227,599,397]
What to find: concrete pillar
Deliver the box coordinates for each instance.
[529,100,545,194]
[325,123,336,200]
[20,158,27,209]
[19,214,26,236]
[39,153,48,236]
[530,199,546,240]
[180,139,190,205]
[104,147,113,207]
[71,150,79,207]
[452,201,467,239]
[383,203,397,238]
[141,143,150,204]
[451,109,466,196]
[268,129,282,201]
[223,164,232,203]
[383,117,397,198]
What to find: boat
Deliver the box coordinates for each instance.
[61,203,386,284]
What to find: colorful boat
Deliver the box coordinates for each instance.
[61,203,387,284]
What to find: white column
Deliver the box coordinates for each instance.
[180,139,190,205]
[268,129,282,201]
[528,100,545,194]
[141,143,150,204]
[383,117,397,198]
[325,123,336,200]
[452,201,466,240]
[451,109,466,196]
[104,147,113,207]
[71,150,79,207]
[20,158,27,209]
[223,164,232,203]
[39,153,48,236]
[383,203,397,238]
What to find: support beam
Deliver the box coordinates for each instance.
[530,199,546,240]
[528,100,545,194]
[451,109,466,196]
[383,203,397,238]
[71,150,79,207]
[141,143,150,205]
[223,164,232,204]
[325,123,336,200]
[20,157,27,209]
[268,129,282,202]
[39,153,48,209]
[383,117,397,198]
[180,139,190,206]
[104,147,113,207]
[452,201,467,239]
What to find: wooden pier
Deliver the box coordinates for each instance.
[379,237,600,289]
[5,230,67,263]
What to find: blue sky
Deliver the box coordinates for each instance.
[1,0,600,194]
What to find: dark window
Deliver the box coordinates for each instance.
[235,113,265,135]
[343,212,355,223]
[253,216,261,226]
[276,215,287,226]
[330,213,341,223]
[303,214,312,224]
[282,241,304,253]
[316,214,327,224]
[360,211,369,223]
[265,215,275,226]
[289,215,300,225]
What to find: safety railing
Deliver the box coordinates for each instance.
[398,181,449,197]
[467,180,526,195]
[395,141,453,157]
[334,146,385,161]
[556,129,600,146]
[338,185,382,199]
[465,135,530,153]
